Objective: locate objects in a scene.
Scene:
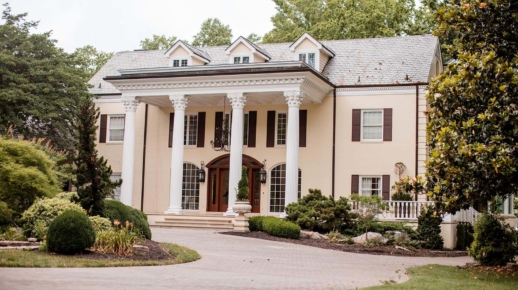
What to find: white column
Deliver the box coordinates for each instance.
[165,95,188,214]
[282,90,305,217]
[225,92,247,216]
[120,96,140,206]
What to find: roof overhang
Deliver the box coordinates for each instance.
[289,32,335,57]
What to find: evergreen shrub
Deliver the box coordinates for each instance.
[262,217,300,239]
[455,223,474,250]
[103,200,151,239]
[46,210,95,254]
[417,205,444,249]
[89,215,112,233]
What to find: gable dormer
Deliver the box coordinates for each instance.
[164,40,211,66]
[225,36,271,64]
[290,32,335,71]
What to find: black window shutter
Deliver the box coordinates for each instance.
[99,114,107,143]
[214,112,223,147]
[382,175,390,200]
[352,109,361,141]
[299,110,307,147]
[248,111,257,147]
[266,111,275,147]
[351,175,359,194]
[168,113,174,147]
[197,112,206,148]
[383,108,393,141]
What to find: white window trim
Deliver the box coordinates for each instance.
[268,163,302,213]
[107,114,125,143]
[171,57,190,67]
[359,175,382,197]
[275,111,287,147]
[110,173,122,201]
[360,109,384,142]
[230,53,253,64]
[184,114,198,147]
[294,50,319,70]
[243,112,250,147]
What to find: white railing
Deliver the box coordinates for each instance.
[453,207,482,224]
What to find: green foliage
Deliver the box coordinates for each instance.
[0,137,64,220]
[327,230,354,244]
[248,216,278,232]
[55,192,80,203]
[103,200,151,239]
[426,0,518,214]
[192,18,232,47]
[0,201,14,225]
[88,215,112,233]
[91,221,142,256]
[73,98,121,216]
[46,210,96,254]
[262,217,301,239]
[0,4,91,151]
[391,176,426,200]
[286,188,356,233]
[469,213,517,266]
[391,191,413,201]
[246,33,262,44]
[417,205,444,249]
[0,227,25,241]
[140,34,178,50]
[21,196,84,240]
[364,236,384,248]
[71,45,113,78]
[350,195,388,238]
[455,223,474,250]
[236,166,249,201]
[353,221,418,240]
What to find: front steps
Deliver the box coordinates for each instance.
[149,214,234,230]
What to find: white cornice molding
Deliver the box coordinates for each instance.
[336,85,427,96]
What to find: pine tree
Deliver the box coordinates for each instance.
[73,97,121,216]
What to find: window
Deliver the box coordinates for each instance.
[222,112,249,146]
[110,174,122,200]
[362,110,383,141]
[269,164,302,213]
[182,163,200,210]
[108,115,125,142]
[276,112,287,145]
[243,113,249,146]
[360,176,382,197]
[173,59,188,67]
[233,56,250,64]
[299,52,316,68]
[183,114,198,146]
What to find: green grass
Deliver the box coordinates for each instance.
[365,264,518,290]
[0,243,200,267]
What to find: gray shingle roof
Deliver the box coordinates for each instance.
[89,35,438,94]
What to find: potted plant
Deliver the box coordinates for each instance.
[233,166,252,232]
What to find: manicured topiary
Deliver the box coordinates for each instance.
[248,216,279,232]
[417,205,444,249]
[262,217,300,239]
[468,213,517,266]
[103,200,151,239]
[47,210,95,254]
[236,166,249,201]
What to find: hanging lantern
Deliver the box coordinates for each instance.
[198,161,206,183]
[260,160,267,184]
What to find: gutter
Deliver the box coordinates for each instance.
[332,88,336,199]
[415,86,419,177]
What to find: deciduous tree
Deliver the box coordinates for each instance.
[192,18,232,47]
[72,45,113,78]
[140,34,178,50]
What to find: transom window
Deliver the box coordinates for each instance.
[233,56,250,64]
[276,113,287,145]
[173,59,188,67]
[183,114,198,146]
[360,176,382,197]
[299,52,316,68]
[108,115,125,142]
[269,164,302,213]
[362,110,383,140]
[182,163,200,210]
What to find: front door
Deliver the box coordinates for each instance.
[207,168,229,212]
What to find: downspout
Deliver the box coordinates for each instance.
[332,88,336,199]
[140,104,149,211]
[415,86,419,177]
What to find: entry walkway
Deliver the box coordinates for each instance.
[0,228,472,289]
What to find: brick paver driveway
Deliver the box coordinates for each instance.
[0,227,472,289]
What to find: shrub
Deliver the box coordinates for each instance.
[327,230,354,244]
[354,221,418,240]
[103,200,151,239]
[364,236,384,248]
[21,197,84,240]
[286,188,356,233]
[469,213,517,266]
[417,205,444,249]
[0,227,25,241]
[350,195,388,239]
[456,223,474,250]
[89,216,112,233]
[47,210,96,254]
[391,191,413,201]
[0,201,14,225]
[55,192,80,203]
[91,221,142,256]
[262,217,300,239]
[248,216,265,231]
[236,166,249,201]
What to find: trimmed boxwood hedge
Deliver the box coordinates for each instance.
[47,210,95,254]
[249,216,300,239]
[102,200,151,239]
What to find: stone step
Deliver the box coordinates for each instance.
[153,222,233,230]
[163,215,233,221]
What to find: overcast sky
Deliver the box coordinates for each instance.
[8,0,277,53]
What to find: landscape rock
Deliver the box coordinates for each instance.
[133,245,149,256]
[300,230,329,240]
[0,241,31,247]
[352,232,388,245]
[385,231,408,239]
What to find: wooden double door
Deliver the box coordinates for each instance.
[206,154,262,213]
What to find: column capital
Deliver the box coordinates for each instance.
[227,92,247,109]
[284,90,305,107]
[169,95,188,111]
[122,96,140,112]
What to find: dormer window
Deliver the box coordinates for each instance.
[173,59,188,67]
[233,56,250,64]
[298,52,316,68]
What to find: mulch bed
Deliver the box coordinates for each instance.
[41,240,174,261]
[222,231,468,257]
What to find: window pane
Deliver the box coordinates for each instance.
[308,53,316,68]
[173,60,180,67]
[243,113,249,146]
[362,111,383,140]
[110,174,122,200]
[188,115,198,146]
[270,164,301,212]
[234,57,240,64]
[361,177,381,197]
[181,59,188,66]
[299,53,306,62]
[181,163,200,210]
[242,56,249,63]
[109,116,125,141]
[277,113,287,145]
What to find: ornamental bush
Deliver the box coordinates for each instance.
[103,200,151,239]
[47,210,95,254]
[248,216,277,232]
[468,213,517,266]
[21,197,84,240]
[353,221,418,240]
[262,217,300,239]
[286,188,356,233]
[88,215,112,233]
[417,205,444,249]
[55,192,80,203]
[91,221,142,256]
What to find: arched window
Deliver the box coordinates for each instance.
[182,163,200,210]
[269,164,302,213]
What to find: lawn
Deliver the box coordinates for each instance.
[366,264,518,290]
[0,243,200,267]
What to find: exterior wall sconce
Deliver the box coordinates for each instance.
[198,161,206,183]
[260,159,267,184]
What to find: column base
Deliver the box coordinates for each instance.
[164,206,183,215]
[223,208,238,217]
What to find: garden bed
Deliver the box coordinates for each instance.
[222,231,467,257]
